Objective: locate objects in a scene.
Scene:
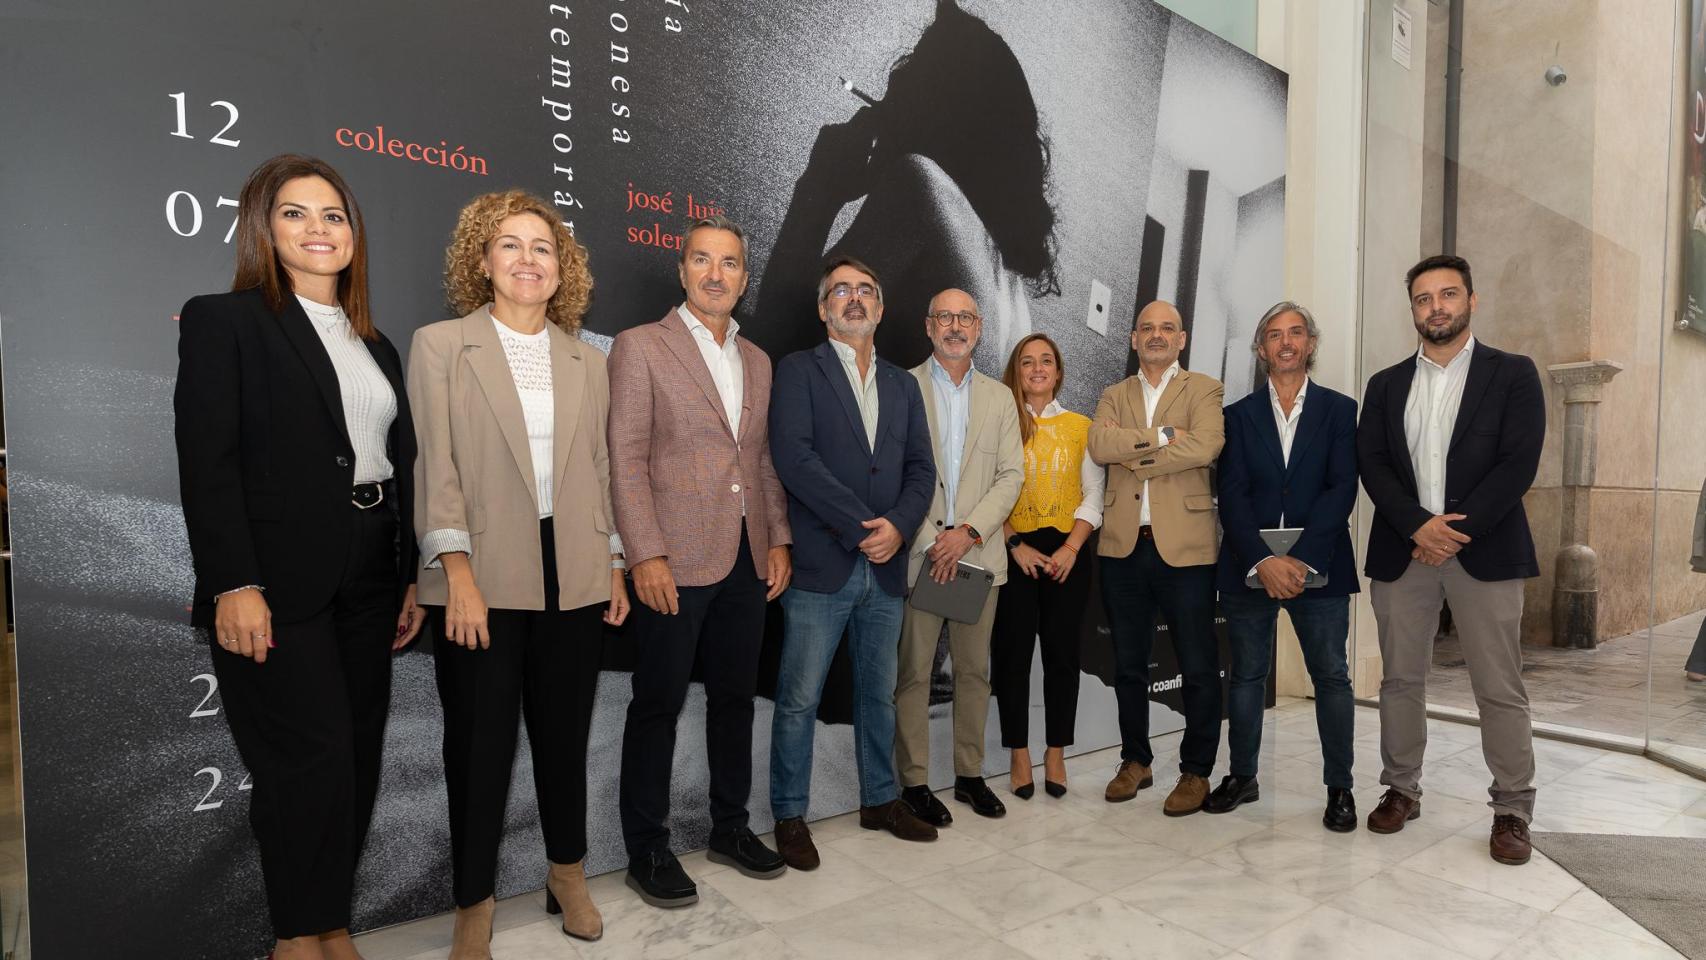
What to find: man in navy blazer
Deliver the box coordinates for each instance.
[1208,302,1360,832]
[767,256,939,870]
[1359,254,1545,866]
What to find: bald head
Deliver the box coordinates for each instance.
[1131,300,1187,373]
[926,287,982,366]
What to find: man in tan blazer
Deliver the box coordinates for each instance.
[1088,301,1225,816]
[608,215,792,908]
[896,289,1024,825]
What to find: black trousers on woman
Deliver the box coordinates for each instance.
[990,527,1093,749]
[210,500,397,939]
[432,517,604,908]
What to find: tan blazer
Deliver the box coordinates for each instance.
[907,364,1025,586]
[606,309,790,587]
[1088,369,1225,566]
[409,305,615,611]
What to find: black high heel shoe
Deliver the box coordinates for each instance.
[1045,780,1067,798]
[1012,780,1035,800]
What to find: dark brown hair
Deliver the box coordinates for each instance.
[1002,332,1065,446]
[231,154,375,340]
[1405,254,1474,299]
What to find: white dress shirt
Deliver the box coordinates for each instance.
[1249,377,1315,577]
[928,356,973,526]
[296,295,396,484]
[1404,335,1475,516]
[829,337,880,450]
[677,303,743,436]
[1137,361,1180,526]
[1029,399,1107,529]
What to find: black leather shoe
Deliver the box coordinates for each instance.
[954,776,1007,818]
[1201,775,1260,814]
[625,848,697,908]
[708,826,787,879]
[901,784,954,827]
[1323,788,1357,833]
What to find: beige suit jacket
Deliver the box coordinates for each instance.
[606,309,790,587]
[1088,368,1225,566]
[907,363,1025,586]
[409,306,616,611]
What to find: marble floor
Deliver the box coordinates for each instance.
[353,698,1695,960]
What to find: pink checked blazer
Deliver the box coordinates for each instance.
[607,309,791,587]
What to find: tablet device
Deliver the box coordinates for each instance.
[1244,528,1329,589]
[909,560,995,624]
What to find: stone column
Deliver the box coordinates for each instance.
[1547,360,1624,648]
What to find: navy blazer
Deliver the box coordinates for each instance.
[769,340,936,596]
[1357,339,1544,583]
[1216,380,1360,597]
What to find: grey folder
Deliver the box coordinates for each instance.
[1244,528,1329,589]
[909,560,996,624]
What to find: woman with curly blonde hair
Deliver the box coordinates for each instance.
[408,190,629,956]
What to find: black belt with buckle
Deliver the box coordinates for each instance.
[1137,525,1154,540]
[352,481,386,510]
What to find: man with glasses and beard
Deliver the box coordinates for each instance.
[1358,254,1545,865]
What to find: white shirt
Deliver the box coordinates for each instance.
[928,356,973,526]
[296,295,396,484]
[1404,335,1475,516]
[829,337,880,450]
[492,316,556,519]
[1029,399,1107,529]
[1248,378,1316,577]
[1137,361,1180,526]
[677,303,743,436]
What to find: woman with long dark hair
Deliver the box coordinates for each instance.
[175,154,422,960]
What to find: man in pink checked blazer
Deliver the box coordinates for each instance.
[607,214,794,909]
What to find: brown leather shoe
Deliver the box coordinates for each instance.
[1366,788,1421,834]
[773,817,820,871]
[1489,814,1532,865]
[1163,773,1210,817]
[860,799,939,842]
[1104,760,1154,803]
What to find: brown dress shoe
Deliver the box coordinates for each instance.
[1366,788,1421,834]
[1104,760,1154,803]
[773,817,820,871]
[860,799,939,841]
[1489,814,1532,865]
[1163,773,1210,817]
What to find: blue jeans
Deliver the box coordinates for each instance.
[1219,589,1354,790]
[769,557,904,819]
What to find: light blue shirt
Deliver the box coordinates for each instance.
[928,356,973,526]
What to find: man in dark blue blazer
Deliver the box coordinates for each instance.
[766,256,939,870]
[1359,254,1545,866]
[1208,301,1360,832]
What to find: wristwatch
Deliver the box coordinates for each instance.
[1160,425,1176,443]
[1006,533,1023,549]
[962,524,983,545]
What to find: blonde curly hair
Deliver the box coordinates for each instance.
[444,190,592,330]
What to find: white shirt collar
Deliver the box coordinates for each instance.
[1416,333,1476,372]
[1267,377,1310,404]
[828,337,874,380]
[928,354,973,390]
[1027,398,1066,418]
[677,303,739,343]
[1141,361,1182,391]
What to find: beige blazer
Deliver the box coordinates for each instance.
[409,305,615,611]
[1088,369,1225,566]
[907,364,1025,586]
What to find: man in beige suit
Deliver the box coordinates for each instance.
[609,215,792,908]
[896,289,1024,824]
[1088,301,1225,816]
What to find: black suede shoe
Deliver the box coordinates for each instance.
[1201,775,1260,814]
[625,848,697,909]
[901,784,954,827]
[953,776,1007,818]
[708,826,787,879]
[1323,788,1357,833]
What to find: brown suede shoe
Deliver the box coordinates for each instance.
[1489,814,1532,865]
[1366,788,1421,834]
[1104,760,1154,803]
[1163,773,1210,817]
[773,817,820,871]
[860,799,939,842]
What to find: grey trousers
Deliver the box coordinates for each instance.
[1370,557,1536,821]
[896,589,999,785]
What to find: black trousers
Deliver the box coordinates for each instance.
[432,517,604,908]
[990,527,1092,749]
[619,527,766,858]
[211,501,397,940]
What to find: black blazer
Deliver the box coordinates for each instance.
[1215,380,1360,597]
[1357,339,1544,583]
[174,287,417,628]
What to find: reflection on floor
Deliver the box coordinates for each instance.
[353,699,1690,960]
[1430,609,1706,761]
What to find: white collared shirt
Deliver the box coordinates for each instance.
[677,303,743,437]
[1028,399,1107,529]
[1404,335,1475,516]
[296,295,396,484]
[928,356,973,525]
[1138,361,1180,526]
[1269,377,1309,468]
[829,337,880,449]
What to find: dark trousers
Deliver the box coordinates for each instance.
[1219,589,1355,789]
[211,501,397,939]
[432,517,604,908]
[619,527,766,858]
[1688,615,1706,675]
[1098,535,1221,776]
[991,527,1090,748]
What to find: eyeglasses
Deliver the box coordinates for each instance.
[928,311,981,328]
[826,283,879,301]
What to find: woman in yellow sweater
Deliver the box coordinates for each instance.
[991,333,1105,798]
